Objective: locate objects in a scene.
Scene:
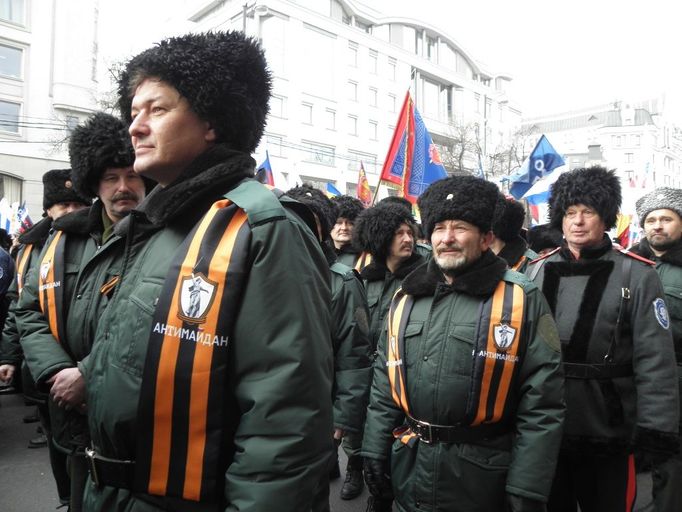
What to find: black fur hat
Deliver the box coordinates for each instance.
[353,203,415,261]
[332,195,364,222]
[528,224,563,253]
[286,184,338,242]
[69,112,135,197]
[42,169,91,211]
[549,166,621,230]
[377,195,412,214]
[117,31,271,154]
[417,176,499,238]
[492,195,526,242]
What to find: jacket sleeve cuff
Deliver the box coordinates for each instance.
[634,426,680,455]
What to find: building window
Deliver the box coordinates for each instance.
[625,153,634,164]
[388,57,397,81]
[265,134,285,157]
[632,134,641,146]
[65,115,79,133]
[325,108,336,130]
[270,95,286,118]
[0,0,24,25]
[301,102,313,124]
[474,93,481,113]
[388,93,396,113]
[427,36,437,62]
[356,20,371,33]
[348,114,358,136]
[347,80,358,101]
[0,43,22,79]
[0,99,19,133]
[348,41,358,67]
[303,140,335,166]
[369,49,378,74]
[612,135,623,147]
[369,120,378,140]
[0,173,21,204]
[664,175,671,186]
[369,87,377,107]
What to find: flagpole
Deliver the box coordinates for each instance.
[370,175,383,206]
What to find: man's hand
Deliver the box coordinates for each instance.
[0,364,15,383]
[48,367,86,411]
[363,458,393,500]
[333,428,344,441]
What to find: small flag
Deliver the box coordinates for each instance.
[0,198,12,233]
[326,183,342,199]
[357,162,372,207]
[15,201,33,235]
[255,151,274,186]
[615,213,631,248]
[509,135,565,200]
[380,91,447,204]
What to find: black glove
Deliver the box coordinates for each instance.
[506,493,546,512]
[363,458,393,501]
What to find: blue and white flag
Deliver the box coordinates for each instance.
[509,135,565,199]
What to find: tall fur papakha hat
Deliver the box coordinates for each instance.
[42,169,91,211]
[286,184,339,242]
[492,194,526,242]
[549,166,621,230]
[528,224,563,253]
[417,176,499,238]
[69,112,135,197]
[635,187,682,227]
[353,203,415,261]
[117,31,271,154]
[331,195,365,222]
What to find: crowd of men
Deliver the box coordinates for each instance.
[0,30,680,512]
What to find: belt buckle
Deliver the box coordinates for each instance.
[415,419,433,444]
[85,448,101,488]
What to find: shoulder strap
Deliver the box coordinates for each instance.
[605,255,632,361]
[617,246,655,266]
[38,232,67,344]
[15,244,33,295]
[224,180,286,226]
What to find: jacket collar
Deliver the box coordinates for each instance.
[401,249,507,298]
[335,243,359,256]
[498,236,528,268]
[632,237,682,267]
[52,200,105,236]
[558,233,613,260]
[360,251,423,281]
[18,216,52,245]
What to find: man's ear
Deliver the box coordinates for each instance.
[481,230,494,251]
[205,123,217,143]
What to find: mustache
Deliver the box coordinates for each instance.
[111,192,139,202]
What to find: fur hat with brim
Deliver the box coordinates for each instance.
[635,187,682,226]
[42,169,91,211]
[286,184,338,241]
[549,166,621,230]
[353,203,415,261]
[417,176,499,238]
[117,31,271,154]
[69,112,135,197]
[332,195,364,222]
[493,194,526,242]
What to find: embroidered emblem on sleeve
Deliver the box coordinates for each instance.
[653,298,670,330]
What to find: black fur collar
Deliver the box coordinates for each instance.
[18,216,52,245]
[322,242,338,267]
[632,238,682,267]
[360,252,423,281]
[559,233,612,260]
[52,200,104,236]
[401,249,507,298]
[336,243,359,256]
[498,236,528,268]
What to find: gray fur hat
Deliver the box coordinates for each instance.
[549,166,621,230]
[417,176,499,237]
[635,188,682,226]
[117,31,271,154]
[69,112,135,197]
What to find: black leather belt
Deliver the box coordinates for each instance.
[85,448,135,489]
[406,416,509,447]
[563,362,633,379]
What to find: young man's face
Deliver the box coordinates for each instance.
[129,78,216,186]
[97,166,146,223]
[644,208,682,252]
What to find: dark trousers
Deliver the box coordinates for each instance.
[38,402,71,503]
[548,451,636,512]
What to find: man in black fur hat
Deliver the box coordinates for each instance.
[631,187,682,511]
[527,166,679,511]
[330,195,366,269]
[16,112,145,512]
[527,223,563,257]
[491,194,538,273]
[79,31,332,512]
[362,175,564,512]
[286,184,372,512]
[0,168,90,507]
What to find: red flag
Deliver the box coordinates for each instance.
[357,162,372,207]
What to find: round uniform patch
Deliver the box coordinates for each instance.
[653,298,670,330]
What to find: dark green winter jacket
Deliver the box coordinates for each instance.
[362,253,565,510]
[81,147,334,512]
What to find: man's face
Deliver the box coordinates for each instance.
[388,223,414,263]
[431,219,490,273]
[562,204,606,251]
[128,78,216,186]
[46,201,87,220]
[97,166,146,223]
[644,208,682,252]
[331,217,354,247]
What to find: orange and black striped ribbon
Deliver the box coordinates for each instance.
[511,255,527,272]
[37,233,66,344]
[135,199,251,503]
[354,252,372,272]
[15,244,33,295]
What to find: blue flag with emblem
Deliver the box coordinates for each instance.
[509,135,565,200]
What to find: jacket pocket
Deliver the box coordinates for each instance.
[120,277,164,374]
[445,324,476,377]
[457,442,511,471]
